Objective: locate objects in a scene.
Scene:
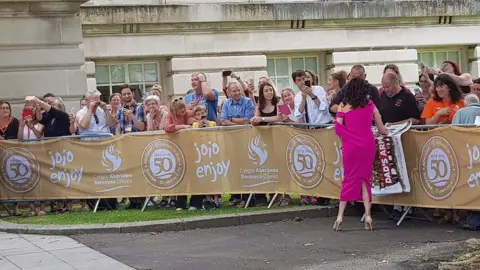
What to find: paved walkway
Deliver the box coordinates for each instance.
[0,233,133,270]
[74,216,479,270]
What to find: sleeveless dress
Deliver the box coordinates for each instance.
[335,100,376,202]
[259,108,277,126]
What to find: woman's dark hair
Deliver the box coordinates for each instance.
[342,78,370,109]
[442,61,461,76]
[432,74,462,103]
[258,82,279,111]
[305,70,319,86]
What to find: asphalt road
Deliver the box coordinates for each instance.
[74,216,478,270]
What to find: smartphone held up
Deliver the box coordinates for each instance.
[222,70,232,77]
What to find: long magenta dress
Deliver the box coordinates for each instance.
[335,100,376,202]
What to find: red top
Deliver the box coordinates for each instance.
[164,110,194,133]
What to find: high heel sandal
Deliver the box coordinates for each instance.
[333,217,343,231]
[364,215,373,231]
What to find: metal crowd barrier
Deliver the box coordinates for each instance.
[0,133,114,216]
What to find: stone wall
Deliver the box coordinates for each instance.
[0,0,87,115]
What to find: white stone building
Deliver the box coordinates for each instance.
[2,0,480,110]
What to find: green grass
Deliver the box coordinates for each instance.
[5,206,285,225]
[4,195,304,225]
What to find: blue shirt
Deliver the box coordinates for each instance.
[221,96,255,122]
[116,102,146,134]
[184,89,219,121]
[452,104,480,125]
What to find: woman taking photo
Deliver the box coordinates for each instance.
[34,97,76,213]
[415,71,434,112]
[334,78,387,231]
[430,61,473,94]
[421,74,464,124]
[0,101,21,216]
[17,102,46,216]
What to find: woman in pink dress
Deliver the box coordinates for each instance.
[334,78,387,231]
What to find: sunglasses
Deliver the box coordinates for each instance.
[93,114,99,125]
[173,97,184,102]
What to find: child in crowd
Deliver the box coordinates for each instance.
[192,104,217,128]
[192,105,220,209]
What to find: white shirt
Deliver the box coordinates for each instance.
[76,107,110,136]
[22,124,42,140]
[294,85,331,125]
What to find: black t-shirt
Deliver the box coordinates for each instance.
[0,117,19,140]
[40,107,71,138]
[329,81,381,114]
[378,88,421,124]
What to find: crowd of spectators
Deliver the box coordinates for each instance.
[1,61,480,229]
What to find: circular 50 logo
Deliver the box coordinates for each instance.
[419,136,459,200]
[286,134,325,189]
[0,147,40,193]
[141,139,186,190]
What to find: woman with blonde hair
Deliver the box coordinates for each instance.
[108,93,121,135]
[327,71,348,101]
[280,88,303,123]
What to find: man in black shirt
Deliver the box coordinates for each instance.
[378,73,421,125]
[330,65,381,114]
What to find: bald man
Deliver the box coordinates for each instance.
[378,73,421,125]
[329,65,380,114]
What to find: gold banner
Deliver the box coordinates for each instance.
[0,126,479,209]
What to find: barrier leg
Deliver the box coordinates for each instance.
[1,203,12,216]
[396,206,412,227]
[268,193,278,209]
[245,193,253,209]
[93,199,101,213]
[360,213,365,223]
[141,197,150,212]
[379,205,391,217]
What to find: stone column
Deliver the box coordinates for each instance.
[0,0,87,115]
[327,49,419,89]
[469,46,480,79]
[166,55,268,101]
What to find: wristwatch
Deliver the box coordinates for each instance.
[311,96,318,100]
[262,117,266,122]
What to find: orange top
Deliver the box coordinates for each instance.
[421,98,465,124]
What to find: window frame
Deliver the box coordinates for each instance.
[266,55,321,93]
[417,47,468,72]
[94,61,161,101]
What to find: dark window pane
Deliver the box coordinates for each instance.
[98,86,110,102]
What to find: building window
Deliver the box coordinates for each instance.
[95,63,160,102]
[267,56,319,92]
[417,50,461,70]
